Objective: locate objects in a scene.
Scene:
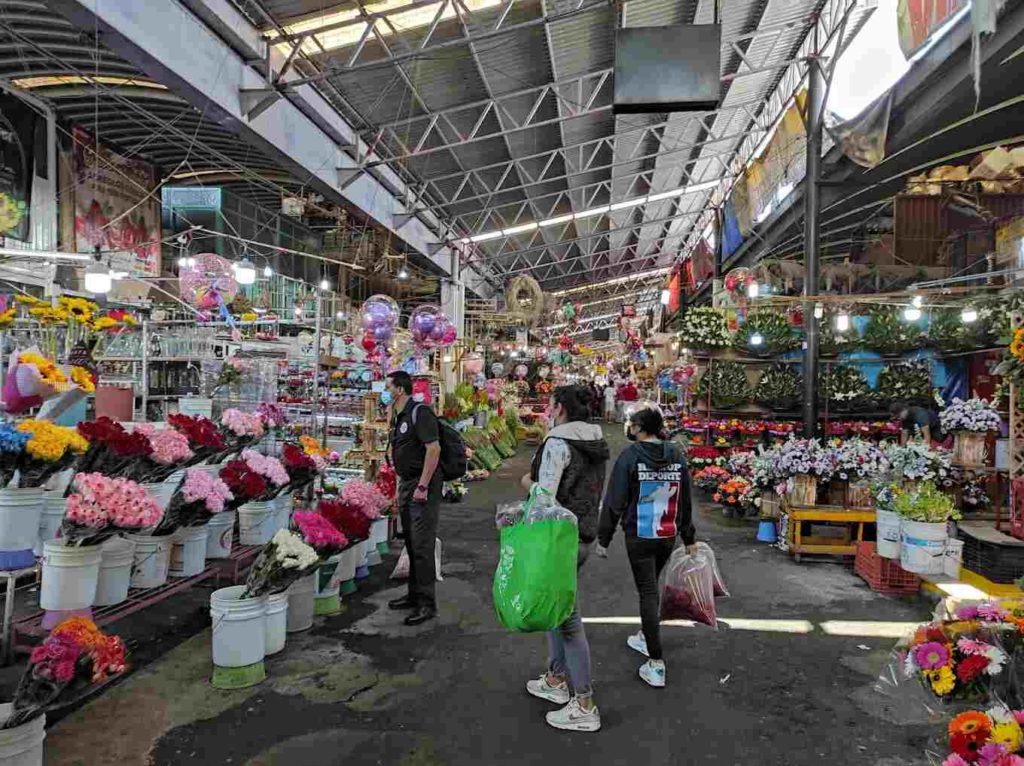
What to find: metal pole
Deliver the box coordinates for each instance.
[312,291,323,440]
[141,320,149,422]
[802,45,825,439]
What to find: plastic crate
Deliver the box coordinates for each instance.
[958,530,1024,584]
[854,542,920,595]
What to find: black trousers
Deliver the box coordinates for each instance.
[625,536,676,661]
[397,473,443,609]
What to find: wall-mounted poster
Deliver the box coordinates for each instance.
[69,126,160,276]
[0,93,38,242]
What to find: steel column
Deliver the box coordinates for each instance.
[802,46,825,438]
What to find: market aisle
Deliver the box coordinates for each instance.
[43,425,936,766]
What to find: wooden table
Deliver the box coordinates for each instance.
[782,504,876,562]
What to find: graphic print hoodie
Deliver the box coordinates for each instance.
[597,440,696,547]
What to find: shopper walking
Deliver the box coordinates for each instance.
[603,383,616,422]
[386,371,442,626]
[521,384,609,732]
[597,404,696,688]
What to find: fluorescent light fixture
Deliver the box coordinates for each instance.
[814,303,824,319]
[502,222,538,236]
[660,289,670,305]
[12,75,166,91]
[469,230,503,243]
[458,237,470,244]
[235,258,256,286]
[0,248,90,261]
[750,333,764,346]
[961,308,978,323]
[911,294,923,308]
[84,261,112,294]
[747,282,759,299]
[574,205,610,220]
[647,189,682,204]
[540,213,575,227]
[903,306,921,322]
[836,313,850,332]
[609,200,637,211]
[264,265,273,277]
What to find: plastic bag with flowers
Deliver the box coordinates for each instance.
[2,617,126,729]
[75,417,153,480]
[151,467,233,536]
[60,473,164,546]
[220,408,265,455]
[218,458,274,511]
[2,349,68,414]
[280,443,323,495]
[902,623,1008,701]
[127,424,195,484]
[317,497,373,542]
[240,449,289,496]
[942,706,1024,766]
[15,420,88,488]
[241,529,320,598]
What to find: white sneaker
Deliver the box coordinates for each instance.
[639,659,666,688]
[526,674,570,705]
[627,630,649,658]
[545,697,602,732]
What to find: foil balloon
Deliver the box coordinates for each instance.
[361,294,400,336]
[179,253,239,311]
[534,347,547,362]
[491,362,505,377]
[409,304,443,351]
[462,352,484,375]
[514,364,528,379]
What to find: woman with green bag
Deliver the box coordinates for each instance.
[519,385,609,732]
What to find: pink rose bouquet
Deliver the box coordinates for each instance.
[152,467,234,536]
[340,479,389,519]
[292,510,349,558]
[221,409,265,456]
[61,473,164,545]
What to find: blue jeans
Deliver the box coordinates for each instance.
[547,542,593,696]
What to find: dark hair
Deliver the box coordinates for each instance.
[890,400,909,418]
[630,407,664,437]
[387,370,413,395]
[552,385,592,422]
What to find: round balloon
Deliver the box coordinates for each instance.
[463,352,484,375]
[179,253,239,310]
[409,304,443,350]
[491,362,504,377]
[514,364,528,379]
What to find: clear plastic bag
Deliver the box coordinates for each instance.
[695,542,729,598]
[659,548,718,628]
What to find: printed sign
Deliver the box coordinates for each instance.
[636,460,683,539]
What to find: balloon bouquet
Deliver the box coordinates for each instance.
[408,304,457,356]
[360,294,400,371]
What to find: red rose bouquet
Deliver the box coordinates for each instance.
[280,443,321,494]
[219,458,271,510]
[167,413,229,464]
[318,497,372,542]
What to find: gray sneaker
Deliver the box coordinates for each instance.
[526,674,570,705]
[627,630,649,658]
[545,697,602,732]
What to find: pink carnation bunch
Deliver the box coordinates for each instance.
[181,467,233,514]
[340,479,389,519]
[222,409,265,439]
[63,473,163,544]
[147,428,193,466]
[242,449,289,487]
[293,510,348,556]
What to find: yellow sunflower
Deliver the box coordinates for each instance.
[59,297,98,324]
[91,316,118,331]
[0,307,15,328]
[71,366,95,394]
[1013,328,1024,361]
[18,352,67,386]
[13,294,40,306]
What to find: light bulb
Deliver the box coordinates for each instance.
[836,313,850,332]
[813,303,824,319]
[750,333,764,346]
[398,268,409,280]
[660,289,670,305]
[294,306,302,316]
[235,258,256,286]
[320,278,330,290]
[682,347,689,355]
[186,257,196,268]
[510,350,519,358]
[961,308,978,323]
[903,306,921,321]
[177,255,187,268]
[747,282,759,298]
[911,294,923,308]
[263,265,273,277]
[336,311,345,320]
[84,260,112,294]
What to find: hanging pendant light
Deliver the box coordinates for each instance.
[235,257,256,286]
[84,249,112,295]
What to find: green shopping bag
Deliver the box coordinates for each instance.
[493,516,578,633]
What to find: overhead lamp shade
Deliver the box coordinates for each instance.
[84,261,112,294]
[235,258,256,286]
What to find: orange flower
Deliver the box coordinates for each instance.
[949,710,992,739]
[1012,328,1024,361]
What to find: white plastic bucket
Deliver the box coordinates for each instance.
[239,501,277,546]
[40,542,101,611]
[338,544,359,583]
[210,585,266,667]
[286,572,316,633]
[142,482,174,513]
[178,396,213,418]
[0,703,45,766]
[944,538,965,578]
[274,493,292,533]
[95,537,137,606]
[0,487,43,566]
[36,492,66,556]
[875,510,902,560]
[264,592,289,655]
[205,511,235,559]
[357,539,370,569]
[900,519,948,575]
[169,526,210,578]
[128,534,172,589]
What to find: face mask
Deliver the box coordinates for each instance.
[626,428,638,442]
[381,390,393,406]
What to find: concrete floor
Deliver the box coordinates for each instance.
[43,425,940,765]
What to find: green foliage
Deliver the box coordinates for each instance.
[820,364,873,411]
[876,360,932,405]
[892,480,961,522]
[753,364,801,410]
[863,307,921,355]
[734,310,801,356]
[697,361,752,408]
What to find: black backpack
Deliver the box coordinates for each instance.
[413,404,468,481]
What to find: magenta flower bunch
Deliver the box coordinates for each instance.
[292,510,349,557]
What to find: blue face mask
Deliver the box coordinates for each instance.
[381,390,393,406]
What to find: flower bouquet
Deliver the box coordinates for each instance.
[713,476,757,512]
[821,364,874,412]
[928,308,975,352]
[374,462,397,502]
[241,529,320,598]
[317,498,373,542]
[219,457,277,510]
[75,417,152,479]
[693,466,731,492]
[679,307,733,350]
[123,424,195,484]
[167,413,229,464]
[7,420,86,488]
[292,510,349,558]
[151,467,233,536]
[903,621,1006,702]
[831,438,889,481]
[751,445,784,490]
[256,402,287,432]
[753,364,801,411]
[726,449,756,478]
[2,617,126,729]
[734,310,800,356]
[818,311,859,356]
[60,473,164,546]
[697,361,752,409]
[942,398,1002,434]
[0,422,29,487]
[942,707,1024,765]
[2,349,68,414]
[766,421,796,439]
[340,479,389,518]
[221,408,265,455]
[876,360,933,405]
[863,306,921,355]
[280,443,323,495]
[687,446,723,470]
[775,437,833,504]
[884,442,953,484]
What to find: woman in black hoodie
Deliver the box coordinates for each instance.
[597,405,697,689]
